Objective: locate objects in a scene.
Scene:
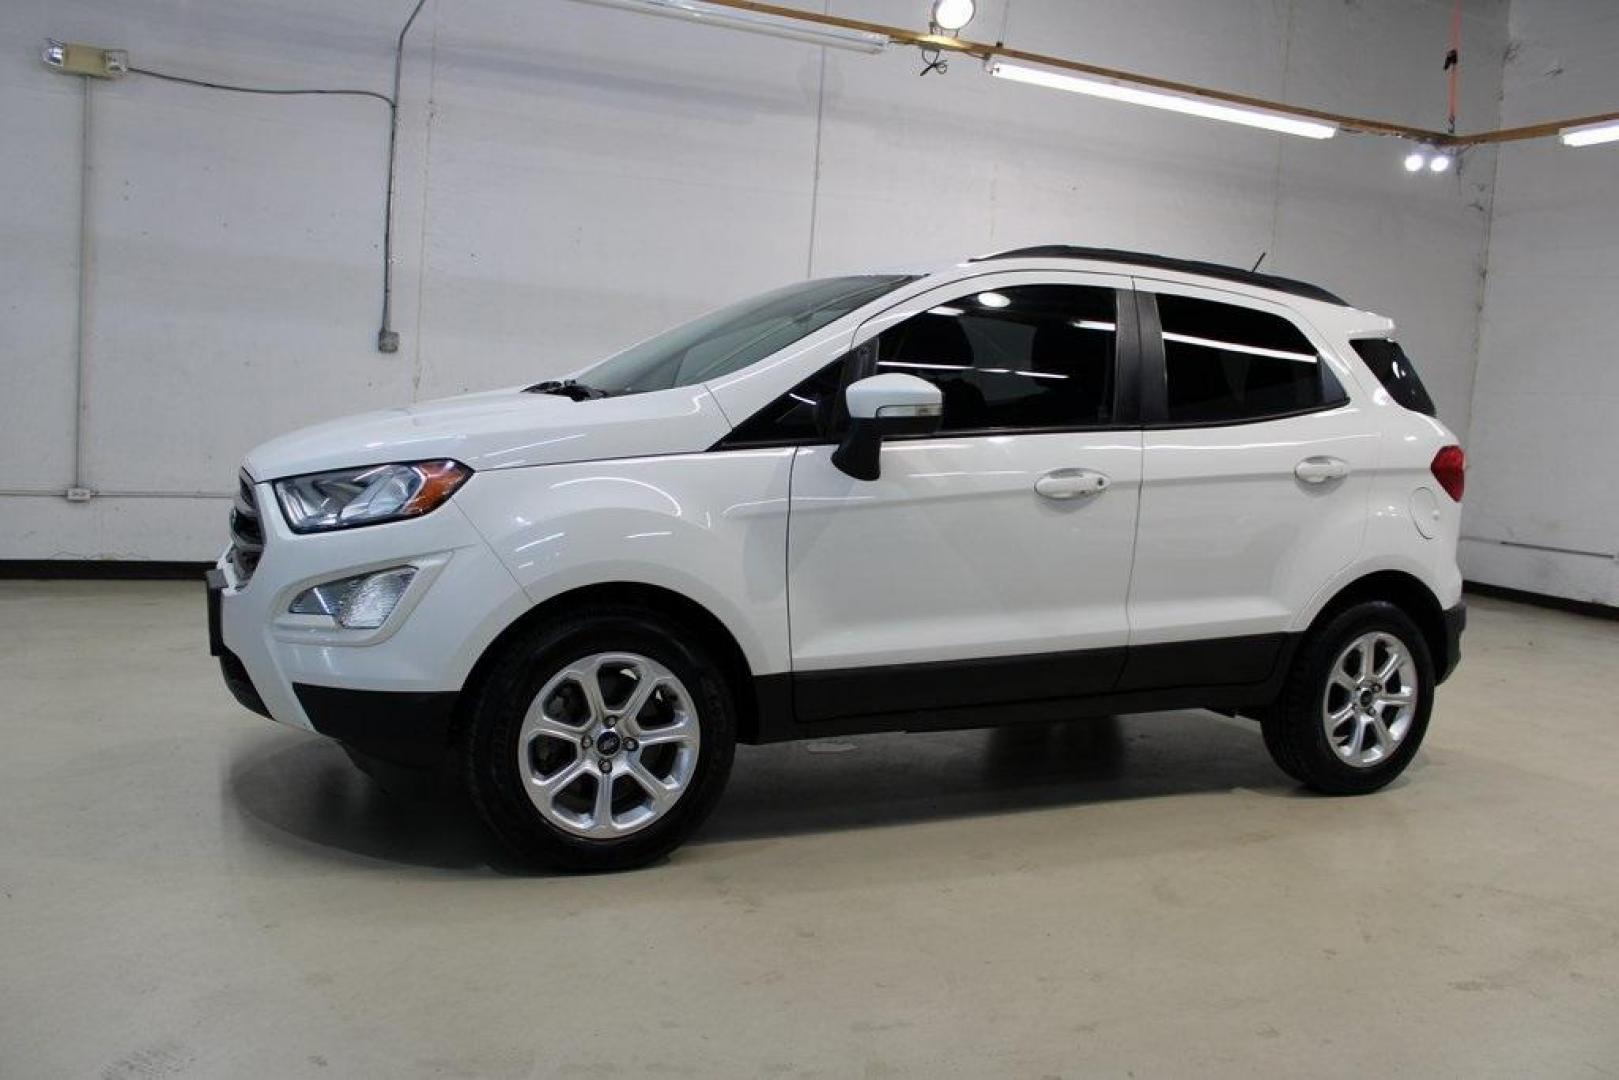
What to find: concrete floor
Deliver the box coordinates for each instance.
[1,583,1616,1078]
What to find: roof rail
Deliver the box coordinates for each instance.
[970,245,1348,306]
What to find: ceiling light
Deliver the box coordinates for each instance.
[930,0,975,33]
[565,0,890,53]
[1403,150,1426,172]
[40,38,127,78]
[986,60,1337,139]
[1559,119,1619,147]
[1428,152,1452,173]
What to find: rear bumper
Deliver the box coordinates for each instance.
[1438,601,1466,683]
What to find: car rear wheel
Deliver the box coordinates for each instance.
[1262,600,1434,794]
[463,605,736,871]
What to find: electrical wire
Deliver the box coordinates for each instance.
[1444,0,1461,133]
[379,0,431,353]
[119,0,427,353]
[128,66,394,108]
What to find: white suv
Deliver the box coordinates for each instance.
[209,246,1467,870]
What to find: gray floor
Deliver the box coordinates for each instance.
[1,583,1616,1078]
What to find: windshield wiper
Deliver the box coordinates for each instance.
[523,379,611,401]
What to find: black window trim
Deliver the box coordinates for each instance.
[714,282,1141,450]
[1135,289,1353,431]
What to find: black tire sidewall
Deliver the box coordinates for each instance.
[466,608,737,871]
[1275,601,1436,794]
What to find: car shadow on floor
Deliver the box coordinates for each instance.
[703,711,1292,843]
[224,711,1297,873]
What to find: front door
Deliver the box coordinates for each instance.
[784,272,1144,722]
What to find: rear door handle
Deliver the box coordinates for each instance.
[1035,468,1110,500]
[1295,456,1350,484]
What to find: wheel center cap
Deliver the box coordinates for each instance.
[595,730,623,755]
[1358,687,1376,709]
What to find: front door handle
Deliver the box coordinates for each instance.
[1035,468,1110,500]
[1295,456,1350,484]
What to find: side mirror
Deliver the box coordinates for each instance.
[831,373,943,480]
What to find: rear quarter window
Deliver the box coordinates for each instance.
[1349,338,1437,417]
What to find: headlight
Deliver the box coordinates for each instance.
[274,460,471,533]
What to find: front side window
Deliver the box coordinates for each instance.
[1157,294,1345,424]
[577,275,914,396]
[871,284,1118,432]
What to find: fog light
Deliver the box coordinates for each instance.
[290,567,416,629]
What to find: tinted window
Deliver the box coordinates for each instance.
[1158,295,1344,424]
[579,275,914,396]
[1350,338,1437,416]
[872,285,1117,432]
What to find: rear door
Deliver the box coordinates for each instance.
[1123,281,1377,686]
[783,271,1144,721]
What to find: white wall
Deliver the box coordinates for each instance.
[1461,0,1619,606]
[1,0,1507,561]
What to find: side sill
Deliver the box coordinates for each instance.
[794,647,1126,724]
[747,682,1286,744]
[746,634,1297,745]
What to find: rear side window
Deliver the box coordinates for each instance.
[1349,338,1437,416]
[1157,295,1345,424]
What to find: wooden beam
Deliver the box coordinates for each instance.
[675,0,1615,148]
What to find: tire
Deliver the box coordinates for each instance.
[1261,600,1434,795]
[462,604,737,871]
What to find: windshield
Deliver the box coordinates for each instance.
[577,275,915,396]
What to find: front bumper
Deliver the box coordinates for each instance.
[209,476,531,762]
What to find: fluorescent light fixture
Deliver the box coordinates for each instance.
[1164,331,1318,363]
[566,0,889,53]
[987,60,1337,140]
[879,361,971,372]
[1559,119,1619,147]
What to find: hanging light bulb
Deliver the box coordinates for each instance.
[930,0,975,33]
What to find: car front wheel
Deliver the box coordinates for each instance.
[463,605,737,871]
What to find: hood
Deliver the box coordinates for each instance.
[243,384,732,481]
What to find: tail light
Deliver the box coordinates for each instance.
[1431,445,1465,502]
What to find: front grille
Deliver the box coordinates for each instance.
[229,470,265,582]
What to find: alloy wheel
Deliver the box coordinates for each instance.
[517,652,701,838]
[1321,631,1419,768]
